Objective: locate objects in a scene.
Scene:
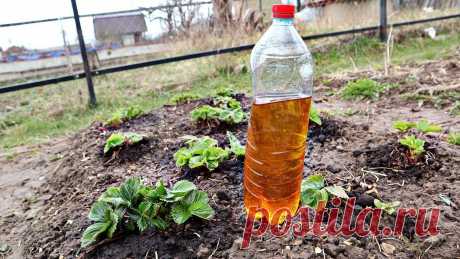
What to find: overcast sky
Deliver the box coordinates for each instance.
[0,0,211,50]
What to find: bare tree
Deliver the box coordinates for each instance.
[212,0,233,28]
[147,0,200,37]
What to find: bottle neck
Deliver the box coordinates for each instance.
[272,18,294,25]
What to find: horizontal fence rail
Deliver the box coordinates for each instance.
[0,1,212,28]
[1,12,460,95]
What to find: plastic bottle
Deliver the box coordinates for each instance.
[243,4,314,223]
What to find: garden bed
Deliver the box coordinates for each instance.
[1,52,459,259]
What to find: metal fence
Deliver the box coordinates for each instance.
[0,0,459,106]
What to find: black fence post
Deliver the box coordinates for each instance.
[379,0,388,42]
[71,0,97,107]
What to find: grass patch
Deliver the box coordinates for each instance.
[1,31,459,149]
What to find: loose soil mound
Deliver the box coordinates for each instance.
[17,94,459,259]
[2,52,459,259]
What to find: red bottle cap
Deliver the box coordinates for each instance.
[272,4,295,19]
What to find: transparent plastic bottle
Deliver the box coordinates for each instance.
[243,4,314,222]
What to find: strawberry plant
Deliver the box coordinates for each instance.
[170,93,200,104]
[301,175,348,209]
[104,132,144,154]
[341,79,385,100]
[174,136,229,171]
[374,199,400,215]
[392,120,415,132]
[226,131,245,157]
[415,119,442,133]
[213,96,241,110]
[399,135,425,158]
[106,106,143,127]
[215,88,235,97]
[447,132,460,145]
[191,97,246,124]
[81,178,214,247]
[309,106,322,126]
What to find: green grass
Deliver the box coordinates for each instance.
[0,31,459,150]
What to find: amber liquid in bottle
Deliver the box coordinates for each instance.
[243,96,312,223]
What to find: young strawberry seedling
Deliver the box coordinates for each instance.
[399,135,425,158]
[215,88,235,97]
[392,120,416,132]
[105,106,143,128]
[81,177,214,248]
[341,79,388,100]
[170,93,200,104]
[104,132,144,154]
[374,199,401,215]
[415,119,442,133]
[190,96,246,124]
[300,175,348,209]
[174,136,229,171]
[447,132,460,145]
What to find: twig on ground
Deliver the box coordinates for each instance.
[208,237,220,259]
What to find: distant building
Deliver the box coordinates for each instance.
[93,14,147,46]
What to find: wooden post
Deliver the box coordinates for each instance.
[71,0,97,107]
[379,0,388,42]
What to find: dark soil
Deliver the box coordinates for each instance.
[1,53,459,259]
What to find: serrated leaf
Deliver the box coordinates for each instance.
[301,175,325,191]
[106,210,119,238]
[171,180,197,196]
[81,222,110,247]
[227,131,245,157]
[325,185,349,199]
[189,201,214,220]
[120,177,143,206]
[399,135,425,157]
[104,133,125,153]
[447,132,460,145]
[99,187,129,207]
[439,194,452,206]
[136,217,149,232]
[171,203,192,224]
[415,119,442,133]
[151,217,169,230]
[88,201,111,222]
[124,132,143,144]
[393,120,415,132]
[309,106,322,126]
[374,199,400,215]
